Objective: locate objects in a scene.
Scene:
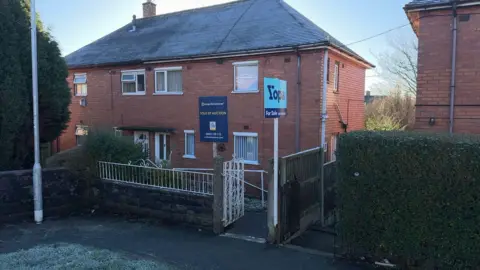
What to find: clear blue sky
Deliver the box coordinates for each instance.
[37,0,415,90]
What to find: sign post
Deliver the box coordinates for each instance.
[199,96,229,158]
[264,78,287,227]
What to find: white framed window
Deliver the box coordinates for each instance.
[134,131,149,153]
[234,132,259,165]
[121,70,146,95]
[183,130,195,159]
[333,61,340,92]
[73,73,87,96]
[154,67,183,95]
[233,61,259,93]
[330,135,338,161]
[113,127,122,137]
[75,125,89,146]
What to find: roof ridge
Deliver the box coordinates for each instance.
[137,0,251,21]
[277,0,329,42]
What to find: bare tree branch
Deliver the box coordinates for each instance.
[373,33,418,95]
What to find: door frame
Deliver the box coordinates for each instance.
[155,132,169,162]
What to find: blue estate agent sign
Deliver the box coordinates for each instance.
[199,96,228,142]
[264,77,287,118]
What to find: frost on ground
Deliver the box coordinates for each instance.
[0,243,174,270]
[244,197,266,212]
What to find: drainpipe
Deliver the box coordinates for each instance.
[449,0,458,135]
[295,49,301,152]
[319,48,329,227]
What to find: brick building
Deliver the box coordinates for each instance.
[59,0,372,170]
[405,0,480,133]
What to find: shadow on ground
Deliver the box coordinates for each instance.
[0,216,360,270]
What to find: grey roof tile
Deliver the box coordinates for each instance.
[405,0,477,9]
[65,0,368,68]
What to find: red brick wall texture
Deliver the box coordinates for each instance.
[60,50,366,172]
[413,7,480,133]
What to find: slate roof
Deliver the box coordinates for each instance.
[65,0,370,68]
[405,0,478,9]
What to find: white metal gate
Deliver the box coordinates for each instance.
[223,156,245,227]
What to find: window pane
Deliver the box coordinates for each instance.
[123,82,136,93]
[185,133,194,155]
[137,74,145,92]
[73,74,86,84]
[235,135,258,162]
[334,63,339,90]
[122,74,135,81]
[134,132,149,153]
[235,65,258,92]
[167,70,183,92]
[156,72,165,92]
[159,134,165,160]
[75,84,87,96]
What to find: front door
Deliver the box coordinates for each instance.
[155,133,170,164]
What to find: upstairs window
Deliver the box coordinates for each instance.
[155,67,183,94]
[121,70,146,95]
[233,61,259,93]
[73,74,87,96]
[333,61,340,92]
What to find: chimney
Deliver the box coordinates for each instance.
[129,15,137,32]
[143,0,156,18]
[366,91,371,97]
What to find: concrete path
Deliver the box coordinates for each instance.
[0,217,360,270]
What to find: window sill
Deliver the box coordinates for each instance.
[231,90,260,94]
[74,95,87,97]
[183,155,196,159]
[243,160,260,166]
[153,92,184,96]
[122,92,146,96]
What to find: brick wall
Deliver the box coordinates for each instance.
[325,51,366,161]
[98,180,214,229]
[413,6,480,133]
[0,168,83,223]
[61,50,367,175]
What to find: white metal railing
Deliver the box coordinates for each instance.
[98,161,214,195]
[174,167,268,207]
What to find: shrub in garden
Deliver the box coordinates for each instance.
[46,130,147,205]
[365,90,415,131]
[337,131,480,269]
[82,130,147,165]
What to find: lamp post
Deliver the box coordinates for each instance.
[31,0,43,224]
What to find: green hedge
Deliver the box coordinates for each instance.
[337,131,480,269]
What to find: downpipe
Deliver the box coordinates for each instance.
[295,50,301,152]
[449,1,458,135]
[319,49,329,227]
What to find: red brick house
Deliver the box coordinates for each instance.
[405,0,480,133]
[59,0,372,170]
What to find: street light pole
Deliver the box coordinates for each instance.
[31,0,43,224]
